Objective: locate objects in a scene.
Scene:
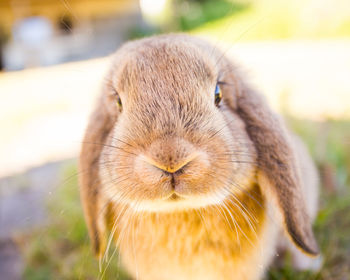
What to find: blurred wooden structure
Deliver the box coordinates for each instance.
[0,0,139,36]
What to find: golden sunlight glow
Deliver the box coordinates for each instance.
[139,0,170,24]
[139,0,167,16]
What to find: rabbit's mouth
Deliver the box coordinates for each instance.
[122,186,229,213]
[166,193,182,201]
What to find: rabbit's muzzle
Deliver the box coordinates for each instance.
[134,137,210,196]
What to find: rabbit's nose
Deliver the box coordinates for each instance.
[141,153,198,174]
[134,137,210,186]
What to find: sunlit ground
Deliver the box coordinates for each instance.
[0,58,107,176]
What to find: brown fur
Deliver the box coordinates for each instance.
[79,34,319,279]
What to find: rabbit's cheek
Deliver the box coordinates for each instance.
[171,159,210,194]
[180,153,210,180]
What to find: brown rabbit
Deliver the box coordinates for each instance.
[79,34,320,280]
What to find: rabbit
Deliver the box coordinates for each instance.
[79,34,321,280]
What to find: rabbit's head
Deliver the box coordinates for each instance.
[99,36,256,213]
[79,34,319,257]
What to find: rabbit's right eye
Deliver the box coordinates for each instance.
[214,84,222,106]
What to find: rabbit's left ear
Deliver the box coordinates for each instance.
[79,93,115,258]
[230,83,319,256]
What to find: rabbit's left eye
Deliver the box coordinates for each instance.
[214,84,222,106]
[116,95,122,109]
[113,91,122,111]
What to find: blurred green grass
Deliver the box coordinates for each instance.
[267,118,350,280]
[20,118,350,279]
[21,162,129,280]
[175,0,247,31]
[193,1,350,41]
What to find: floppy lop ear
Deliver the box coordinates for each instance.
[79,92,116,257]
[233,84,319,256]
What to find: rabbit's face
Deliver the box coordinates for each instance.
[99,39,256,212]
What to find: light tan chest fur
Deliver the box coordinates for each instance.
[110,185,279,280]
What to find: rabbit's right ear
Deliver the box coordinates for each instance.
[230,83,319,256]
[79,93,116,257]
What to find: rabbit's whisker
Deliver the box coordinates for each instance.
[81,141,137,156]
[223,199,258,242]
[107,135,137,149]
[100,206,132,279]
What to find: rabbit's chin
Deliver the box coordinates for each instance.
[123,191,228,213]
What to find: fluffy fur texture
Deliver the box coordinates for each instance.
[79,34,320,280]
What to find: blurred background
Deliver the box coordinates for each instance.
[0,0,349,279]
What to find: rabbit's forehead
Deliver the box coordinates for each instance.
[116,43,217,99]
